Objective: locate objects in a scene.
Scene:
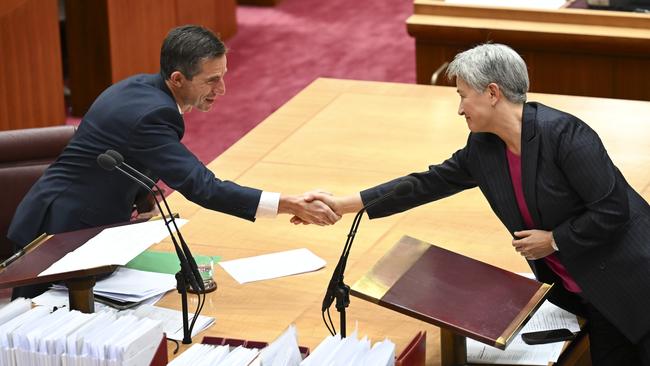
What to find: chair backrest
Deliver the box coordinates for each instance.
[0,125,76,261]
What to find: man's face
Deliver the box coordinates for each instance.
[178,55,227,112]
[455,77,494,133]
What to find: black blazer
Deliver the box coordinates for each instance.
[361,102,650,342]
[9,74,261,248]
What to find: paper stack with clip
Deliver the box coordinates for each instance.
[0,298,164,366]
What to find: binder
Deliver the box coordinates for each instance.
[351,235,551,364]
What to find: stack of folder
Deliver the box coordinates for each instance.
[0,298,164,366]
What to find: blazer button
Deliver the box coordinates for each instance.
[599,262,606,270]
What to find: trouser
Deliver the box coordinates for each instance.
[585,302,650,366]
[11,282,52,300]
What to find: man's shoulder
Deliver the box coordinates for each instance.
[92,74,178,115]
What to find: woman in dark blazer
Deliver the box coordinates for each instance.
[300,44,650,365]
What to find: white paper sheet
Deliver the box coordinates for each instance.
[219,248,326,284]
[39,219,187,276]
[467,300,580,365]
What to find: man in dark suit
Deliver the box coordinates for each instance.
[301,44,650,365]
[8,25,339,298]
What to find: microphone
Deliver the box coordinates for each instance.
[96,152,203,293]
[321,177,414,336]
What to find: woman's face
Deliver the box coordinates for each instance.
[455,78,494,133]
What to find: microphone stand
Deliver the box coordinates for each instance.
[335,209,365,337]
[321,178,414,338]
[98,153,203,344]
[322,194,391,338]
[113,165,197,344]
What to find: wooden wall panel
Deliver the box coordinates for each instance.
[176,0,237,40]
[0,0,65,130]
[106,0,176,82]
[66,0,238,117]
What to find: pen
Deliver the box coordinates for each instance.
[0,233,48,268]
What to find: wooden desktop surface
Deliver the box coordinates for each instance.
[152,78,650,365]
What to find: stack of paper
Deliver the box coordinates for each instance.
[0,299,164,366]
[130,304,215,341]
[466,298,581,365]
[39,219,188,276]
[169,344,259,366]
[300,329,395,366]
[50,267,176,304]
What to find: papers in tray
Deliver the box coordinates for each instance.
[467,281,581,365]
[39,219,188,276]
[0,299,164,366]
[50,267,176,303]
[301,328,395,366]
[219,248,326,284]
[130,304,215,341]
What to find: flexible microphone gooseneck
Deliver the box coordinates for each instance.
[103,149,204,292]
[97,151,204,345]
[96,153,202,293]
[321,178,415,337]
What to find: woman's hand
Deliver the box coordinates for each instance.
[512,230,556,260]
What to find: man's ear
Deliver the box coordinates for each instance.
[169,71,185,87]
[487,83,501,106]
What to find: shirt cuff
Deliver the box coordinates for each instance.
[255,191,280,218]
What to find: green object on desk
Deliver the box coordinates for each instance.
[125,250,220,274]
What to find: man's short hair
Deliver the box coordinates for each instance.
[160,25,226,80]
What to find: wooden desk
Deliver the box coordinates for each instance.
[407,0,650,101]
[154,78,650,365]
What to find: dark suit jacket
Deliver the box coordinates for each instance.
[9,74,261,248]
[361,102,650,342]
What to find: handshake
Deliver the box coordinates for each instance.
[279,190,361,226]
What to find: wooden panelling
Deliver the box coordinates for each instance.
[0,0,65,130]
[408,0,650,101]
[106,0,176,82]
[176,0,237,40]
[66,0,238,116]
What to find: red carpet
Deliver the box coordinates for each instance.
[68,0,415,165]
[181,0,414,163]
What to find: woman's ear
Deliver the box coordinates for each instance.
[487,83,501,106]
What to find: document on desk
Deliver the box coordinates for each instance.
[50,267,176,303]
[219,248,326,284]
[445,0,566,9]
[466,300,580,365]
[39,219,188,276]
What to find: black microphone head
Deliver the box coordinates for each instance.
[105,149,124,165]
[394,178,415,197]
[97,153,118,171]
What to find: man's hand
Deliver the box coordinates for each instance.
[512,229,556,260]
[289,192,363,225]
[279,192,341,226]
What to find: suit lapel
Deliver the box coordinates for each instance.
[521,104,542,228]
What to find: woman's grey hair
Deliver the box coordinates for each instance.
[446,43,529,104]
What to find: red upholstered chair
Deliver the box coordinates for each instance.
[0,125,76,262]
